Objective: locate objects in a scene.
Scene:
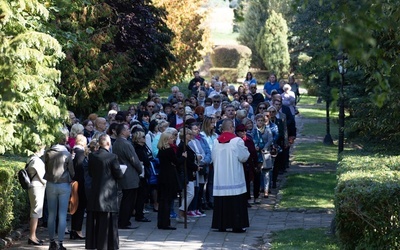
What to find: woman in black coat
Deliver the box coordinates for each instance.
[132,130,152,223]
[70,135,87,240]
[156,131,186,230]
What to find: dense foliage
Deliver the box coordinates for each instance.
[256,10,290,78]
[47,0,174,115]
[0,0,66,155]
[335,152,400,249]
[0,157,29,237]
[152,0,206,87]
[292,0,400,144]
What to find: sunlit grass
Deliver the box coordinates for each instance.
[298,107,339,119]
[298,95,319,105]
[293,142,338,165]
[301,120,339,138]
[271,228,339,250]
[279,173,336,209]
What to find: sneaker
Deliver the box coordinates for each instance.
[176,217,195,223]
[195,210,206,217]
[187,211,200,218]
[143,209,150,214]
[170,212,177,219]
[254,198,261,204]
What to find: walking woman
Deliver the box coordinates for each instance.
[26,145,46,246]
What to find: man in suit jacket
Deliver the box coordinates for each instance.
[112,124,143,229]
[86,134,123,250]
[215,104,240,134]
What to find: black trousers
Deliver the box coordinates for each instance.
[86,211,119,250]
[118,188,137,228]
[134,179,148,220]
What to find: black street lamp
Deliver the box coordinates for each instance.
[323,75,333,145]
[337,54,347,153]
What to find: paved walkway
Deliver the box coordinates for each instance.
[7,115,335,250]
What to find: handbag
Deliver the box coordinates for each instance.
[261,151,273,171]
[148,161,159,185]
[68,181,79,215]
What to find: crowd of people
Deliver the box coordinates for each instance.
[25,71,299,250]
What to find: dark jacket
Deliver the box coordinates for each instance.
[281,104,296,138]
[87,147,123,212]
[178,142,199,182]
[157,147,181,194]
[112,137,142,189]
[44,144,74,183]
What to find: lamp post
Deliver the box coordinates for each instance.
[337,54,347,153]
[323,74,333,145]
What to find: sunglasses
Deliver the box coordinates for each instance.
[213,101,220,103]
[259,107,266,109]
[147,105,155,108]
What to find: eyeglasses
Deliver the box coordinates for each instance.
[259,107,266,109]
[213,101,220,103]
[177,107,184,110]
[250,87,257,89]
[147,105,155,108]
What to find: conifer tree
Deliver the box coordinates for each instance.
[0,0,65,155]
[256,10,290,78]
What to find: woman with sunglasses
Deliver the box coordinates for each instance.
[255,102,270,116]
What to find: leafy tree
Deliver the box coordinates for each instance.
[293,0,400,144]
[152,0,205,87]
[256,10,290,78]
[47,0,174,115]
[0,0,66,155]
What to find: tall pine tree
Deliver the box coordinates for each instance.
[256,10,290,78]
[0,0,65,155]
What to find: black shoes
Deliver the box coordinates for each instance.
[70,231,85,240]
[135,217,151,222]
[158,226,176,230]
[49,241,58,250]
[28,238,43,245]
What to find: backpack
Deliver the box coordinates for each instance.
[18,159,36,190]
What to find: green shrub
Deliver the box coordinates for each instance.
[0,156,30,237]
[210,45,251,79]
[249,69,269,84]
[335,153,400,249]
[209,68,239,83]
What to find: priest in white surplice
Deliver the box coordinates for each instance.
[211,119,250,233]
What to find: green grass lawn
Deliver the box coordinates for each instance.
[279,173,336,209]
[271,228,339,250]
[293,142,339,165]
[301,120,339,138]
[298,95,319,105]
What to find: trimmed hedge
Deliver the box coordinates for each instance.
[0,156,30,237]
[335,152,400,249]
[209,67,238,83]
[210,45,251,80]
